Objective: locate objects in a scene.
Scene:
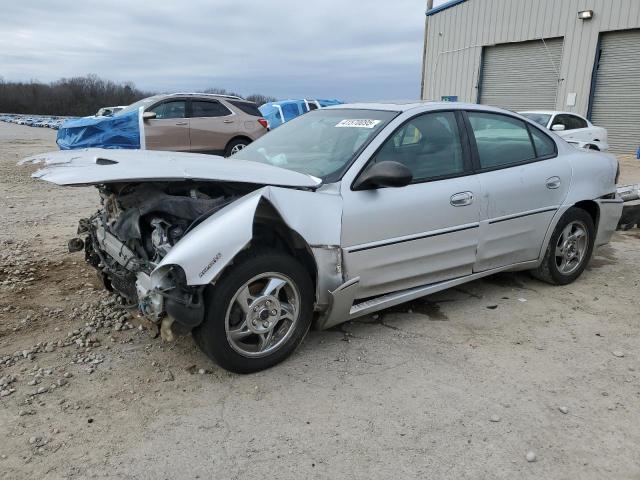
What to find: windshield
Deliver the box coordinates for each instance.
[115,96,164,116]
[233,108,397,181]
[520,112,551,127]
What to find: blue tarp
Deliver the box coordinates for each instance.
[259,98,343,129]
[56,110,141,150]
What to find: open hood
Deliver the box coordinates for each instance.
[20,148,321,188]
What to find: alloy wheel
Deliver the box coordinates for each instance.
[224,272,300,358]
[230,143,246,155]
[555,220,589,275]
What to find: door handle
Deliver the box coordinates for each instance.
[546,176,561,189]
[175,121,188,126]
[223,119,234,124]
[450,191,474,207]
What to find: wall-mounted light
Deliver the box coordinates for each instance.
[578,10,594,20]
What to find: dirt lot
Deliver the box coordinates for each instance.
[0,122,639,480]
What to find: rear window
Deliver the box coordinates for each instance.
[468,112,536,169]
[228,101,262,117]
[529,127,556,157]
[191,101,231,118]
[520,112,551,127]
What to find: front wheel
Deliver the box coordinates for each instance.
[193,249,313,373]
[531,207,595,285]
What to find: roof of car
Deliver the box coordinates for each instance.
[163,92,245,101]
[327,100,511,113]
[520,110,586,117]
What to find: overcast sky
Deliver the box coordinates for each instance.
[0,1,447,102]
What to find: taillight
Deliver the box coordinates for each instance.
[257,118,269,129]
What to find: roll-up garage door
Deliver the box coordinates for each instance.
[589,29,640,154]
[479,38,564,111]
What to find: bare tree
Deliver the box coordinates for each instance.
[0,75,279,115]
[0,75,152,116]
[245,94,277,106]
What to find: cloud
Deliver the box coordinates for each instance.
[0,1,427,101]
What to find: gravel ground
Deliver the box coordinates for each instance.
[0,122,639,480]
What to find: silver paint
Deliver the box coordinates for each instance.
[24,102,623,331]
[21,148,320,188]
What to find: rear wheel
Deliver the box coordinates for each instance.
[225,138,250,157]
[193,249,313,373]
[531,207,595,285]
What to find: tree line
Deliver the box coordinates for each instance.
[0,75,277,116]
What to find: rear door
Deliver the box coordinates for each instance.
[144,100,190,151]
[465,111,571,271]
[188,100,237,153]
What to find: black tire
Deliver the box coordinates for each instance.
[224,138,250,157]
[193,249,313,373]
[531,207,595,285]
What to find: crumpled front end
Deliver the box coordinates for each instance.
[23,148,344,337]
[70,181,248,336]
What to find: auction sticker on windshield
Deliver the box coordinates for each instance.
[335,119,381,128]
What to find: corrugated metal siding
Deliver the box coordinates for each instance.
[590,29,640,153]
[422,0,640,117]
[479,38,564,110]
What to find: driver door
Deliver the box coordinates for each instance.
[341,111,481,299]
[144,100,190,151]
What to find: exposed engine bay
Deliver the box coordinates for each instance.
[72,181,257,329]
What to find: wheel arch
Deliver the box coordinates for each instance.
[225,135,253,153]
[251,198,319,299]
[152,186,342,308]
[536,200,600,266]
[573,199,600,231]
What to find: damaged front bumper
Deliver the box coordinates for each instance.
[76,214,206,335]
[144,266,205,334]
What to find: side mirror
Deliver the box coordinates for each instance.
[142,111,157,120]
[353,161,413,190]
[551,124,565,131]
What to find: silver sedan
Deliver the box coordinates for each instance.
[25,101,623,372]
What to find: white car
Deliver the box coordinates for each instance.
[95,106,125,117]
[519,111,608,151]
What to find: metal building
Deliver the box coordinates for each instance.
[421,0,640,153]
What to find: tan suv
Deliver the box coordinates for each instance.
[125,93,269,156]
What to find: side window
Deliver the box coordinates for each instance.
[392,124,423,147]
[529,127,556,157]
[228,101,261,117]
[307,102,318,111]
[149,101,186,119]
[551,114,586,131]
[567,115,588,129]
[467,112,536,169]
[374,111,464,182]
[191,101,231,118]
